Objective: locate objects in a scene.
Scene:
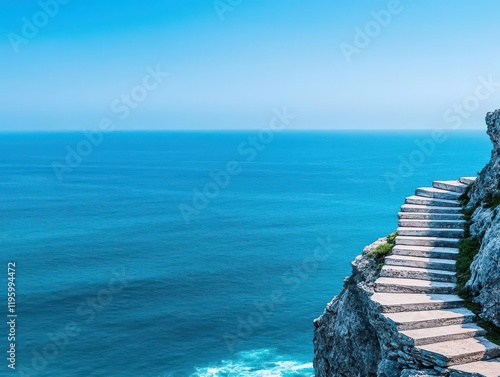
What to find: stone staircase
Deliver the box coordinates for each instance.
[371,177,500,377]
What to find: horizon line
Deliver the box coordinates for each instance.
[0,128,486,133]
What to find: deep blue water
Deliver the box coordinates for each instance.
[0,131,491,377]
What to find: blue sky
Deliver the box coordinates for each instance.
[1,0,500,130]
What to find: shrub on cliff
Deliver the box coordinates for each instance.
[367,232,396,261]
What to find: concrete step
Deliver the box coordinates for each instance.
[402,324,486,346]
[398,219,465,229]
[433,180,468,193]
[400,204,463,214]
[381,265,456,283]
[418,336,500,367]
[459,177,477,185]
[383,308,475,331]
[405,195,461,208]
[385,255,456,272]
[416,187,462,201]
[397,227,464,238]
[375,277,455,294]
[398,212,464,221]
[396,236,460,248]
[450,358,500,377]
[371,293,464,313]
[392,245,459,259]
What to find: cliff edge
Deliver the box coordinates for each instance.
[313,111,500,377]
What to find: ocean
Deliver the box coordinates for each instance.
[0,131,491,377]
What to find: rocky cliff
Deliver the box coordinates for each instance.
[313,111,500,377]
[313,239,408,377]
[464,110,500,328]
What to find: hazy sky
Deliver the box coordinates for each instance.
[2,0,500,130]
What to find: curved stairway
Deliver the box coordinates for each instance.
[371,177,500,377]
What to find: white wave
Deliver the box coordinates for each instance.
[191,348,313,377]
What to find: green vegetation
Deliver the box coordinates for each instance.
[367,232,397,265]
[386,232,397,245]
[456,237,481,297]
[457,190,500,345]
[477,318,500,345]
[459,182,474,207]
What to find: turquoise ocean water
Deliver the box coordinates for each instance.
[0,131,491,376]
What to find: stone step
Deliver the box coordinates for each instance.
[398,212,464,221]
[433,180,468,193]
[398,219,466,229]
[400,204,463,214]
[405,195,461,207]
[375,277,455,294]
[418,336,500,367]
[392,245,459,259]
[371,293,464,313]
[459,177,477,185]
[396,236,460,248]
[381,265,456,283]
[385,255,457,272]
[450,358,500,377]
[416,187,462,201]
[383,307,475,331]
[401,324,486,346]
[397,227,464,238]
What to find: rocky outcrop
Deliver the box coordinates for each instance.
[467,111,500,208]
[464,110,500,328]
[466,208,500,327]
[313,239,404,377]
[313,110,500,377]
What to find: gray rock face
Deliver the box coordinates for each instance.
[486,111,500,146]
[466,206,500,327]
[314,240,414,377]
[468,111,500,207]
[465,110,500,327]
[468,222,500,326]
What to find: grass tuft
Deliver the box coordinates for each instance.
[367,232,397,267]
[459,182,474,207]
